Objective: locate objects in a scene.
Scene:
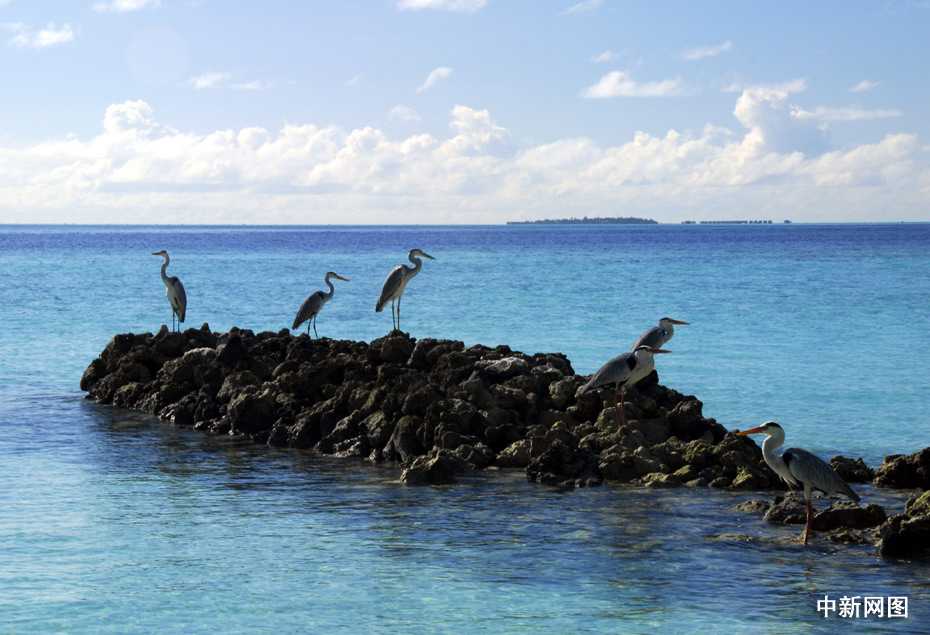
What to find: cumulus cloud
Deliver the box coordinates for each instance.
[582,71,683,98]
[591,49,617,63]
[561,0,603,15]
[389,105,422,122]
[92,0,161,12]
[397,0,487,11]
[791,106,902,122]
[683,40,732,61]
[850,79,879,93]
[188,72,231,89]
[0,95,924,224]
[6,22,74,48]
[417,66,453,93]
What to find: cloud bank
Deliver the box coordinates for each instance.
[0,89,925,224]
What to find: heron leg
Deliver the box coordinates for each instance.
[803,498,813,545]
[397,296,402,332]
[307,321,311,337]
[614,385,626,428]
[390,300,396,331]
[313,316,319,339]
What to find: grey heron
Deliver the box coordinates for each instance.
[632,317,689,350]
[577,345,671,427]
[375,248,435,332]
[152,250,187,332]
[292,271,350,338]
[737,421,860,545]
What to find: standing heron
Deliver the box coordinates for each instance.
[576,345,671,427]
[152,250,187,332]
[632,317,689,350]
[375,248,435,332]
[737,421,860,545]
[292,271,350,338]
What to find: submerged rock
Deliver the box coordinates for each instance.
[830,456,875,483]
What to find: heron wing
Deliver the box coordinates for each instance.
[784,448,860,501]
[376,265,406,312]
[170,277,187,322]
[580,352,634,393]
[632,326,665,350]
[293,291,325,329]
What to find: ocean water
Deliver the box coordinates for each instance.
[1,223,929,633]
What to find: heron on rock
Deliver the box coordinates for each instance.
[577,345,671,428]
[292,272,350,338]
[738,421,860,545]
[152,250,187,332]
[375,248,435,332]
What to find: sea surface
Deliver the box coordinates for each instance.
[1,223,928,633]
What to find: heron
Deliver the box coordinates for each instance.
[737,421,860,545]
[632,317,689,350]
[577,345,671,428]
[152,250,187,332]
[375,248,435,332]
[292,271,350,338]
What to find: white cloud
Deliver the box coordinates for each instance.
[92,0,161,13]
[231,80,272,92]
[591,49,617,63]
[6,22,74,48]
[791,106,902,122]
[397,0,487,11]
[0,96,924,224]
[561,0,603,15]
[582,71,683,98]
[683,40,732,61]
[188,72,231,89]
[417,66,453,94]
[389,105,422,122]
[850,79,879,93]
[345,74,363,88]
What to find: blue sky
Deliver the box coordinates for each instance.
[0,0,928,223]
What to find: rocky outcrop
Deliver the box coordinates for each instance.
[879,490,930,559]
[82,326,785,489]
[874,448,930,489]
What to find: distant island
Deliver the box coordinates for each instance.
[507,216,658,225]
[681,219,778,225]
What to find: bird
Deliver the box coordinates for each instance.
[576,345,671,428]
[375,248,436,332]
[737,421,860,545]
[632,317,689,350]
[292,271,350,338]
[152,250,187,332]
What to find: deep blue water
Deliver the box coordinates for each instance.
[1,224,928,633]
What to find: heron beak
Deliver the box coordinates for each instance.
[652,348,672,354]
[422,252,436,260]
[336,274,351,281]
[151,251,162,256]
[669,318,689,325]
[736,426,767,436]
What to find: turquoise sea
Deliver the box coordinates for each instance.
[1,223,928,633]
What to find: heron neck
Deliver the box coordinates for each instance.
[761,434,787,474]
[160,256,170,283]
[406,254,422,275]
[324,276,335,298]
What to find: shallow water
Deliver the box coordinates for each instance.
[1,224,929,632]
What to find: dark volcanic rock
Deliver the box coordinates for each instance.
[830,456,875,483]
[879,490,930,559]
[81,328,797,497]
[874,448,930,490]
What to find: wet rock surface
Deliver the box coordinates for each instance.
[879,490,930,559]
[82,328,786,490]
[874,448,930,490]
